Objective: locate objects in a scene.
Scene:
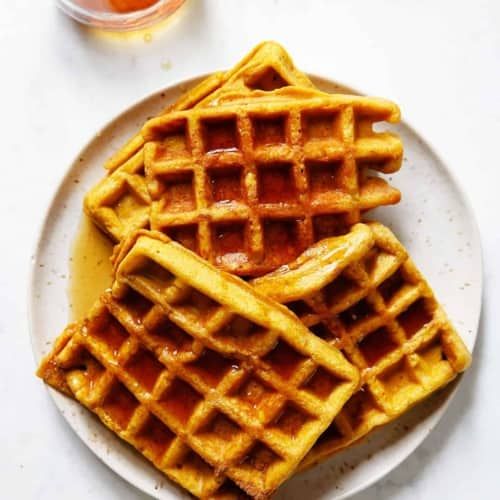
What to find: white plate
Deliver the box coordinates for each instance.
[29,75,482,499]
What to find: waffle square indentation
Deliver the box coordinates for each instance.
[302,111,341,142]
[358,327,398,366]
[135,414,175,460]
[124,348,165,392]
[159,379,203,425]
[263,340,306,380]
[270,403,312,438]
[307,160,344,202]
[339,298,376,329]
[378,268,405,304]
[73,349,105,382]
[232,376,281,422]
[397,298,433,338]
[196,413,245,460]
[208,166,243,204]
[188,348,237,388]
[173,449,216,478]
[302,367,342,400]
[202,118,239,153]
[147,315,194,354]
[111,183,149,222]
[101,381,139,429]
[378,359,418,395]
[159,172,196,213]
[116,289,154,324]
[242,442,281,473]
[253,115,287,146]
[323,274,362,309]
[416,333,447,364]
[154,121,190,161]
[212,222,248,268]
[88,313,129,355]
[257,163,297,203]
[263,218,302,266]
[175,289,221,323]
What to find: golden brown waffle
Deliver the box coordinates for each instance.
[141,93,402,276]
[84,42,403,245]
[252,222,471,468]
[38,230,359,499]
[84,41,315,241]
[38,310,248,500]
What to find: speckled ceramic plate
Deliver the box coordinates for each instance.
[28,75,482,500]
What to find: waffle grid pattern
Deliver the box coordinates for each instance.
[42,318,237,499]
[83,41,316,242]
[252,223,471,467]
[39,231,358,498]
[142,97,401,276]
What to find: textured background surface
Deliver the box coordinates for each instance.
[1,1,499,498]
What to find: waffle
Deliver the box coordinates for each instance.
[252,222,471,468]
[84,41,315,241]
[141,93,402,276]
[38,230,359,499]
[84,42,403,245]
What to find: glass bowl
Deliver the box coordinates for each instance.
[56,0,186,31]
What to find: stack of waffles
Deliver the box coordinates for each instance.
[37,42,471,499]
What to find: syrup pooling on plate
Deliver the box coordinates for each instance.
[69,215,113,320]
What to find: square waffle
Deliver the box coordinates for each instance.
[83,41,316,241]
[38,230,359,499]
[252,222,471,468]
[141,94,402,276]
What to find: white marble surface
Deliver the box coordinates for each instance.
[1,1,499,498]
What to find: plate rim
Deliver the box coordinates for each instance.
[27,73,484,500]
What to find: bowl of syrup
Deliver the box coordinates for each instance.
[56,0,185,31]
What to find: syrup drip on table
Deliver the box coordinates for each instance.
[69,215,114,321]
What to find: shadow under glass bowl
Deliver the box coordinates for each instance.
[56,0,186,31]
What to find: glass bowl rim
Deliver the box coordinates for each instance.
[56,0,184,30]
